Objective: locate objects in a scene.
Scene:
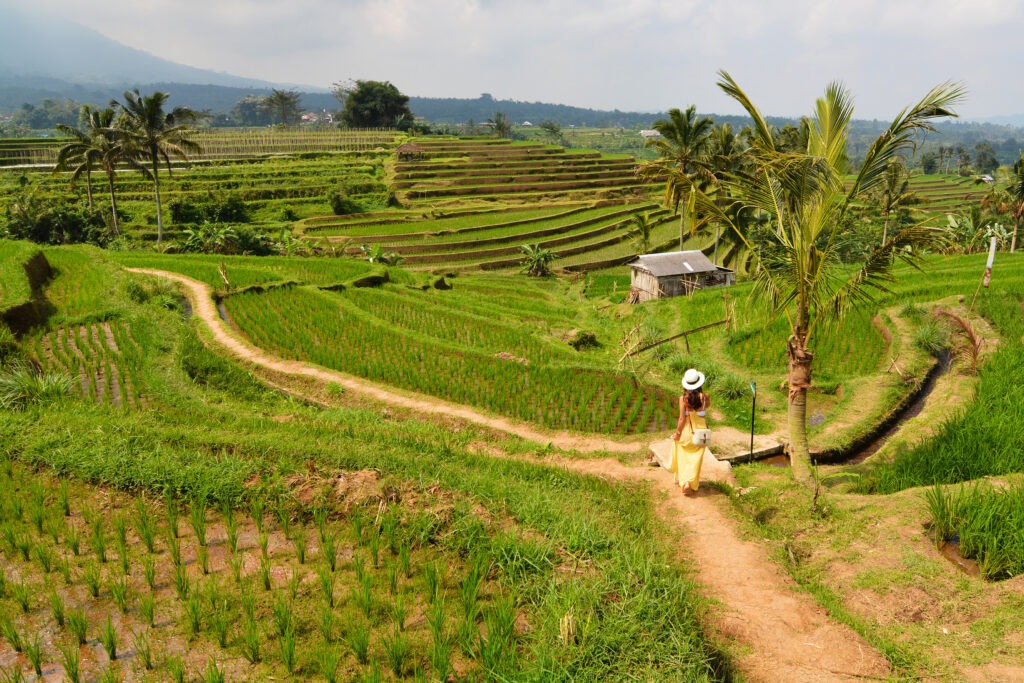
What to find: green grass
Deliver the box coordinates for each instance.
[0,241,39,312]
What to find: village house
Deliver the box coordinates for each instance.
[627,250,735,303]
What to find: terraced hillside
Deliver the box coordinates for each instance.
[393,138,647,208]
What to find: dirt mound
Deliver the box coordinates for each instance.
[282,468,389,511]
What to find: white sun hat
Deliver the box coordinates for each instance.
[681,368,706,390]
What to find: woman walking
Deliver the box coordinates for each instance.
[670,368,711,495]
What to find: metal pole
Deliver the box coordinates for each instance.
[749,380,757,459]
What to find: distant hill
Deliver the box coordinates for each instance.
[0,1,324,110]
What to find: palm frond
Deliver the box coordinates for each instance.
[717,71,775,151]
[847,82,965,201]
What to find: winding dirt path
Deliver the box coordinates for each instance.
[132,268,891,682]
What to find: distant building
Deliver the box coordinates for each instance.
[639,129,662,139]
[521,121,533,127]
[627,251,734,303]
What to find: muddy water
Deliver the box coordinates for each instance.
[938,538,982,577]
[841,351,951,465]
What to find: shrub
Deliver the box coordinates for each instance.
[328,188,362,216]
[0,362,72,411]
[169,192,250,224]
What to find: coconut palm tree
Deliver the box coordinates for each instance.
[114,89,201,244]
[1006,154,1024,253]
[55,106,143,235]
[637,106,715,250]
[873,157,920,245]
[54,105,110,209]
[687,71,963,480]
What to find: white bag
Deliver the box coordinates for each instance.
[691,429,712,447]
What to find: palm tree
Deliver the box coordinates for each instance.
[873,158,920,245]
[637,106,715,250]
[688,71,963,479]
[114,90,201,244]
[55,106,142,235]
[628,212,656,253]
[1006,154,1024,253]
[54,105,110,209]
[488,112,512,139]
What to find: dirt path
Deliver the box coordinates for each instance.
[132,268,890,682]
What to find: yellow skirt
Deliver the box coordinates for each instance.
[671,414,708,491]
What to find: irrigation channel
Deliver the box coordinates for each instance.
[131,268,896,681]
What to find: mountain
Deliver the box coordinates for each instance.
[0,2,310,106]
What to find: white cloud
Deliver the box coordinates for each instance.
[10,0,1024,118]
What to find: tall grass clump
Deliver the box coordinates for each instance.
[926,481,1024,579]
[0,362,72,410]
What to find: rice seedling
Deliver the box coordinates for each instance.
[165,495,180,539]
[117,546,130,576]
[258,529,269,559]
[382,513,400,556]
[98,664,119,683]
[430,634,453,683]
[66,522,81,555]
[259,556,272,591]
[99,613,117,660]
[293,526,307,564]
[313,505,329,543]
[142,554,156,589]
[229,549,244,584]
[56,554,72,583]
[272,594,294,636]
[173,564,190,601]
[317,643,343,683]
[57,480,71,516]
[167,531,181,567]
[279,623,297,673]
[190,500,208,547]
[58,640,81,682]
[250,497,265,533]
[351,510,366,545]
[276,497,292,538]
[383,625,410,677]
[319,602,335,641]
[132,630,153,670]
[224,504,239,554]
[240,586,257,621]
[139,592,155,627]
[0,568,5,597]
[421,561,442,602]
[67,607,88,644]
[29,504,46,536]
[45,516,63,544]
[49,590,66,627]
[13,531,32,562]
[0,523,16,557]
[241,617,261,663]
[90,516,107,563]
[457,615,478,658]
[210,600,231,648]
[165,655,185,683]
[202,658,225,683]
[360,662,383,683]
[0,615,23,651]
[390,593,407,631]
[183,591,204,637]
[460,558,486,619]
[33,543,53,573]
[11,579,30,612]
[480,596,518,672]
[198,544,209,575]
[134,499,157,553]
[386,562,399,595]
[353,552,366,584]
[23,634,43,676]
[320,530,338,572]
[317,562,336,607]
[345,619,371,664]
[368,533,381,568]
[0,665,25,683]
[109,574,131,613]
[112,513,128,549]
[398,542,411,578]
[354,574,374,618]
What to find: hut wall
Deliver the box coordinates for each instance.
[630,270,661,302]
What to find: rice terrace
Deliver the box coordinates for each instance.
[3,75,1024,683]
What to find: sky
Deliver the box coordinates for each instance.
[14,0,1024,120]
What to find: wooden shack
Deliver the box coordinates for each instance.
[627,251,735,303]
[396,143,425,161]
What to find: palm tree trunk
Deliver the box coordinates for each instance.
[152,156,164,244]
[679,207,686,251]
[786,325,813,481]
[882,210,889,245]
[85,169,94,210]
[106,172,120,235]
[1013,212,1021,254]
